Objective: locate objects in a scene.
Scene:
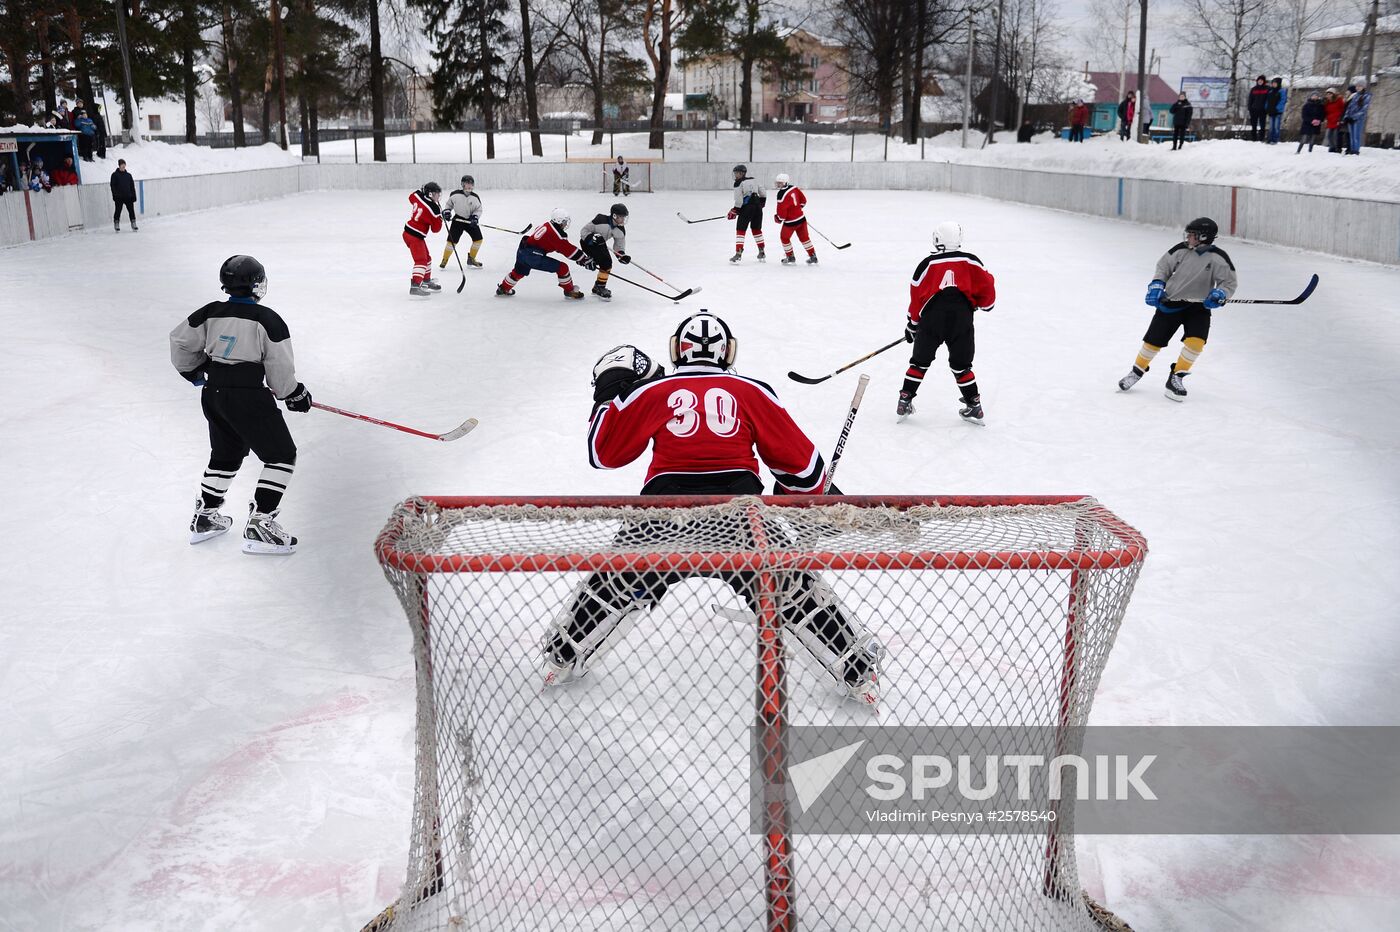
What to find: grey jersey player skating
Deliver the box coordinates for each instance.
[578,203,631,300]
[441,175,485,268]
[169,255,311,553]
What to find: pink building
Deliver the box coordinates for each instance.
[680,27,849,124]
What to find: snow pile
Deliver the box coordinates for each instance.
[78,139,303,184]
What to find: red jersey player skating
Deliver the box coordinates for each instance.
[403,181,443,297]
[539,312,885,705]
[496,208,595,299]
[898,221,997,425]
[772,172,817,265]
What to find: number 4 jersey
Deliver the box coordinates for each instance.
[588,365,828,494]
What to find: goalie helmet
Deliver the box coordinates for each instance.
[932,221,963,253]
[1185,216,1218,244]
[550,207,571,230]
[670,312,737,369]
[775,172,791,187]
[220,254,267,300]
[610,203,629,224]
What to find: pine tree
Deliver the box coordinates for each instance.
[412,0,509,158]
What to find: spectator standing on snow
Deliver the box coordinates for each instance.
[1266,78,1287,144]
[75,109,97,161]
[111,159,138,231]
[92,105,108,159]
[1017,119,1035,143]
[1247,75,1270,141]
[1169,93,1193,150]
[1297,93,1325,153]
[1323,88,1346,151]
[1344,82,1371,155]
[1117,93,1135,140]
[1068,100,1090,142]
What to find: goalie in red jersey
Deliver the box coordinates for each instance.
[496,208,593,300]
[403,182,443,297]
[540,312,885,705]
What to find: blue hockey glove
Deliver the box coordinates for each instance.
[1204,287,1227,309]
[1145,279,1166,308]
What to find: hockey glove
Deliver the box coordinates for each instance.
[282,383,312,413]
[579,256,598,271]
[904,319,918,343]
[592,345,663,404]
[442,210,454,225]
[180,367,207,387]
[1145,279,1166,308]
[617,253,631,264]
[1204,287,1228,309]
[727,209,738,220]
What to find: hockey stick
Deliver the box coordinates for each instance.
[312,402,478,442]
[451,244,466,294]
[606,270,696,302]
[481,222,531,235]
[807,223,852,250]
[626,259,702,297]
[677,212,728,224]
[823,374,869,493]
[1227,273,1319,305]
[788,337,905,385]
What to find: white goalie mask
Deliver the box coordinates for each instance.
[669,312,738,369]
[932,220,963,253]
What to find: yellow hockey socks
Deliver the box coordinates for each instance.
[1174,337,1206,373]
[468,239,482,260]
[1134,343,1162,372]
[439,244,454,267]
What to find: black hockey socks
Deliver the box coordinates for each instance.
[952,367,980,403]
[252,460,295,514]
[199,460,240,510]
[901,364,926,399]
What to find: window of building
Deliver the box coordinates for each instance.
[809,79,818,93]
[148,114,162,132]
[1329,52,1342,76]
[811,55,819,70]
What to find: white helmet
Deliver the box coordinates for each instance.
[775,172,791,187]
[669,312,737,369]
[932,221,963,253]
[550,207,570,229]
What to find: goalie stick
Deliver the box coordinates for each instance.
[824,374,869,493]
[788,337,905,385]
[312,402,478,442]
[481,222,531,235]
[606,270,698,302]
[1227,273,1319,305]
[807,222,852,250]
[676,212,729,224]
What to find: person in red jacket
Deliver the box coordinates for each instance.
[1323,88,1346,152]
[49,156,79,186]
[1068,100,1090,142]
[772,172,817,265]
[541,312,884,705]
[496,208,593,299]
[897,220,997,425]
[403,182,443,296]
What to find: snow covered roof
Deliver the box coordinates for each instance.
[777,25,845,48]
[0,124,77,136]
[1305,12,1400,41]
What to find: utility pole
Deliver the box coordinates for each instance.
[271,0,289,149]
[983,0,1005,148]
[1362,0,1380,86]
[1117,0,1129,137]
[113,0,144,142]
[961,8,974,148]
[1134,0,1148,142]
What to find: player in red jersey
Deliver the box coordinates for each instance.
[772,172,817,265]
[495,207,594,299]
[898,221,997,425]
[540,312,885,705]
[403,182,443,297]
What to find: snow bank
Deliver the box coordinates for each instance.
[77,139,302,184]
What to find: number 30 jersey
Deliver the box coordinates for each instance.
[588,365,828,494]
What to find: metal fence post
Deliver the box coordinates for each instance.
[519,123,523,163]
[803,129,808,161]
[850,126,855,162]
[610,131,614,159]
[353,129,358,164]
[749,126,754,162]
[564,131,568,160]
[412,129,416,163]
[884,133,889,161]
[921,134,925,160]
[705,121,710,162]
[468,128,473,163]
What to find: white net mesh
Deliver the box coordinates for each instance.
[599,160,654,194]
[367,496,1146,932]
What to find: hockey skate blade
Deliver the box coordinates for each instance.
[960,415,987,427]
[242,538,296,555]
[437,418,479,442]
[189,525,231,545]
[1163,389,1186,403]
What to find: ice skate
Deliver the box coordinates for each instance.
[114,221,120,232]
[781,254,797,265]
[729,251,743,263]
[756,249,766,262]
[958,398,986,426]
[421,278,442,292]
[495,284,515,297]
[806,255,819,265]
[409,282,432,296]
[466,256,483,268]
[842,636,886,707]
[189,501,233,544]
[1118,365,1145,392]
[1164,363,1189,401]
[131,222,138,231]
[242,506,297,555]
[591,284,612,301]
[563,287,586,301]
[896,392,916,420]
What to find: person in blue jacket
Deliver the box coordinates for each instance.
[1343,82,1371,154]
[1266,78,1287,144]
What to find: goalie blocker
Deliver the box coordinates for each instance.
[541,314,884,703]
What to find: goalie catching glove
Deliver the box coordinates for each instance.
[592,345,664,404]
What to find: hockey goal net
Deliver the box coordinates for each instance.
[367,495,1147,932]
[596,158,654,194]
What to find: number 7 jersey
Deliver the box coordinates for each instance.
[588,365,827,493]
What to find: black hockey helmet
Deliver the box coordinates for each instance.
[220,254,267,299]
[461,174,474,187]
[732,164,747,177]
[1185,217,1218,244]
[421,180,442,201]
[670,311,737,369]
[610,203,629,222]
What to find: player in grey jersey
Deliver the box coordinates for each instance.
[727,164,766,262]
[169,255,311,553]
[440,175,485,269]
[578,203,630,300]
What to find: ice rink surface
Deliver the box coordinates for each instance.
[2,188,1399,931]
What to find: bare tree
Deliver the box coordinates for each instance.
[1275,0,1337,88]
[1004,0,1067,132]
[541,0,647,144]
[1175,0,1276,117]
[639,0,696,149]
[829,0,910,129]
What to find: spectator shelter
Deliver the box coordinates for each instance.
[1083,72,1178,135]
[1,126,81,186]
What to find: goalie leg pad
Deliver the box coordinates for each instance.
[542,573,658,684]
[779,575,884,701]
